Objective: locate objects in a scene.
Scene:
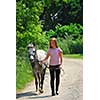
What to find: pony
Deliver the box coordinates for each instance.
[27,44,48,93]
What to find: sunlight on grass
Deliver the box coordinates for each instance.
[63,54,83,59]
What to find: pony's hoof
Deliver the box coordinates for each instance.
[35,91,39,95]
[39,89,44,93]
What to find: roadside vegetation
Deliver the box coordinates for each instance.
[64,54,83,59]
[16,0,83,90]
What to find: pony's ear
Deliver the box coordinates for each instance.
[32,43,35,47]
[32,43,36,49]
[35,45,38,51]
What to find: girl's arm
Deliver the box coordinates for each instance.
[59,51,63,65]
[41,52,50,63]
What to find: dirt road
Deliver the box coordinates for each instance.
[16,58,83,100]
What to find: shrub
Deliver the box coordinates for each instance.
[16,48,33,90]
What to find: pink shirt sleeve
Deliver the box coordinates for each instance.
[58,48,62,53]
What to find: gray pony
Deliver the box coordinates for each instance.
[27,43,48,93]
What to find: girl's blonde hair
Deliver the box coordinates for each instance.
[49,37,58,48]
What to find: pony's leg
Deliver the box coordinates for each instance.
[40,68,46,91]
[34,74,38,92]
[40,64,47,89]
[37,73,40,87]
[33,69,38,92]
[38,73,43,93]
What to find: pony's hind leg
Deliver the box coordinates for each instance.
[40,68,46,92]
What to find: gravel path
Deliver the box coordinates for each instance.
[16,58,83,100]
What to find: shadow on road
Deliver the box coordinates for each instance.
[28,95,52,99]
[16,91,37,99]
[16,91,52,99]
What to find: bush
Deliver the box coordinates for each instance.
[16,31,49,51]
[69,39,83,54]
[46,23,83,54]
[57,37,83,54]
[57,38,70,54]
[16,48,33,90]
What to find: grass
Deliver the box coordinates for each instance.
[63,54,83,59]
[16,55,33,91]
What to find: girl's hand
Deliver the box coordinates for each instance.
[59,66,62,69]
[39,60,44,64]
[59,64,63,69]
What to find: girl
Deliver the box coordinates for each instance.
[41,37,63,96]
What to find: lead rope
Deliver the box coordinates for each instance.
[60,64,65,77]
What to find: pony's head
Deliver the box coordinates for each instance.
[27,43,37,62]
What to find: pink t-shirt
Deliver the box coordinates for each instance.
[48,48,62,66]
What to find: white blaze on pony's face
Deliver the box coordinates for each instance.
[27,45,36,62]
[30,55,34,60]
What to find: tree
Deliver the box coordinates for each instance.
[40,0,83,31]
[16,0,46,49]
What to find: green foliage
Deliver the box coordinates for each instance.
[16,49,33,90]
[64,54,83,59]
[16,31,48,50]
[57,37,83,54]
[67,0,83,23]
[16,0,49,90]
[16,0,83,90]
[63,0,69,3]
[40,0,83,31]
[16,0,49,50]
[46,29,56,39]
[65,38,83,54]
[56,23,83,39]
[47,23,83,54]
[57,38,70,54]
[47,23,83,39]
[16,0,44,33]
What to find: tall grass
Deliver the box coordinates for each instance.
[16,48,33,91]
